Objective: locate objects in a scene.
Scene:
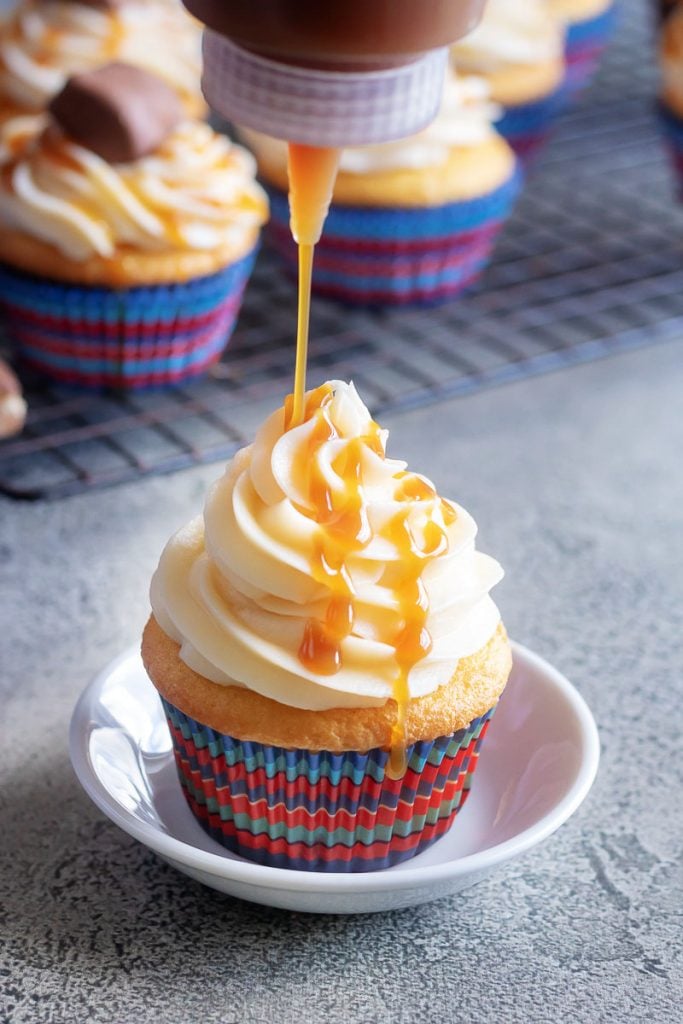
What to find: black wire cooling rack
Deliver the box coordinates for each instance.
[0,0,679,501]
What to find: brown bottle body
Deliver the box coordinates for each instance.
[183,0,486,67]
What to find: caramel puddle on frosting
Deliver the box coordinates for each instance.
[284,384,457,780]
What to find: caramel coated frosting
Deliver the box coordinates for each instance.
[0,0,205,120]
[149,382,506,715]
[0,119,268,273]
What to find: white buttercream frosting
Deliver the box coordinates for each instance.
[150,381,504,712]
[0,0,203,115]
[452,0,564,72]
[241,72,501,176]
[0,120,268,260]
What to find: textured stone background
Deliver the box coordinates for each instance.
[2,341,682,1023]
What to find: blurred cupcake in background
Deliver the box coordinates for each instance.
[243,72,520,308]
[451,0,567,162]
[0,0,205,134]
[546,0,617,95]
[658,1,683,194]
[0,63,268,390]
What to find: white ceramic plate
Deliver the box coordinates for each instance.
[70,642,599,914]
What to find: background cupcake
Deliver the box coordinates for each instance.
[0,0,205,131]
[243,72,519,308]
[451,0,568,161]
[658,1,683,195]
[546,0,617,95]
[142,381,512,872]
[0,63,267,390]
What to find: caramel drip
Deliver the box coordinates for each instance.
[384,508,448,779]
[289,386,383,677]
[37,28,62,66]
[285,143,339,428]
[34,17,126,65]
[105,16,127,60]
[291,242,314,428]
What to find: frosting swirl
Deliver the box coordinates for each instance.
[242,73,501,176]
[0,120,268,261]
[452,0,564,71]
[0,0,203,117]
[150,381,504,712]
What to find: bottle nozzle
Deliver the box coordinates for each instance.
[287,144,340,246]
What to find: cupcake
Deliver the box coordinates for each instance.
[546,0,617,95]
[0,0,205,130]
[451,0,568,161]
[0,63,268,390]
[243,72,519,308]
[659,2,683,194]
[142,380,512,872]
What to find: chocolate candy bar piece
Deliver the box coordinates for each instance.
[49,62,183,164]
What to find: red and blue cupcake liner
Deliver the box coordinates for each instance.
[657,100,683,195]
[564,3,618,96]
[265,169,520,308]
[495,82,570,161]
[162,696,495,872]
[0,248,256,391]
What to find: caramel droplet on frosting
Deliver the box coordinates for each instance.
[48,62,183,164]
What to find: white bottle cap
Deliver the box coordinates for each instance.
[202,32,448,146]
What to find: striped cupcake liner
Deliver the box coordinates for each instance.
[495,82,571,162]
[657,100,683,195]
[265,170,520,308]
[162,697,495,872]
[0,248,256,391]
[564,4,618,96]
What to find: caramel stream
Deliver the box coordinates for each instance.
[286,146,454,777]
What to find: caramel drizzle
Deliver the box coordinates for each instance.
[285,384,456,778]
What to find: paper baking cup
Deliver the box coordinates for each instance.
[564,4,617,96]
[0,249,256,391]
[265,170,520,307]
[495,83,570,161]
[657,101,683,195]
[162,698,495,872]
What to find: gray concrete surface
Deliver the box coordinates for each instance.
[1,340,682,1023]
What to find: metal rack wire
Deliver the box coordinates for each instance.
[0,0,678,501]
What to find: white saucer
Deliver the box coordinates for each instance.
[70,642,599,915]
